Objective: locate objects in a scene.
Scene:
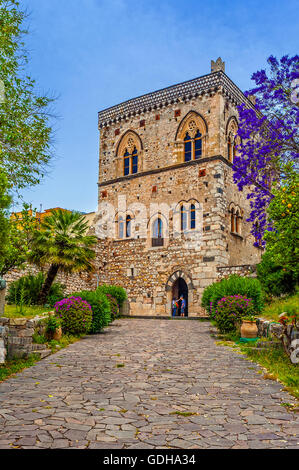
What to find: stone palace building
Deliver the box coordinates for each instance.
[94,58,262,317]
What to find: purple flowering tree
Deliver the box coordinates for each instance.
[233,55,299,246]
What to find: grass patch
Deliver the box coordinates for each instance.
[46,334,83,353]
[3,304,52,319]
[242,345,299,399]
[0,354,40,382]
[260,293,299,322]
[116,363,125,368]
[281,402,299,412]
[214,327,299,400]
[170,411,198,416]
[32,333,47,344]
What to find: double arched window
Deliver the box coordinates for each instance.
[116,131,142,177]
[175,112,207,163]
[230,204,242,235]
[180,203,197,231]
[226,117,239,163]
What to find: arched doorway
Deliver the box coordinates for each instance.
[172,277,188,317]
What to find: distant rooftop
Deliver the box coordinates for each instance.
[98,58,254,127]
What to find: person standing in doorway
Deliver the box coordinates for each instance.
[172,298,177,317]
[180,296,186,317]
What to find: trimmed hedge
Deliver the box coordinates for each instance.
[72,290,111,333]
[96,284,127,309]
[201,275,264,317]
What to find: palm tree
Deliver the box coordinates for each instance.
[28,209,97,304]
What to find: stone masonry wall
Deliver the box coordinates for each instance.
[4,263,96,297]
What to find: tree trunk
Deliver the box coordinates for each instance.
[38,264,60,305]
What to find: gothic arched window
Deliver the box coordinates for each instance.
[226,118,239,163]
[230,206,242,235]
[176,112,207,163]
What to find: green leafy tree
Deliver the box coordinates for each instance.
[0,0,54,191]
[28,209,97,304]
[0,171,12,266]
[0,203,39,276]
[257,171,299,296]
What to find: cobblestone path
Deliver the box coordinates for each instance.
[0,319,298,449]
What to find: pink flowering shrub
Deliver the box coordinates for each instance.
[215,295,255,333]
[54,296,92,335]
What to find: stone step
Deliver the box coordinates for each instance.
[32,349,52,359]
[31,343,48,350]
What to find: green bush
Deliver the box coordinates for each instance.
[44,314,61,335]
[45,282,66,308]
[54,296,92,335]
[72,290,111,333]
[6,273,65,307]
[215,295,255,333]
[105,294,120,320]
[257,251,298,297]
[96,284,127,308]
[201,275,263,317]
[32,333,47,344]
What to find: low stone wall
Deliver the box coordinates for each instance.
[0,313,52,360]
[216,264,257,279]
[257,318,283,338]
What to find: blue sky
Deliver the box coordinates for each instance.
[19,0,298,213]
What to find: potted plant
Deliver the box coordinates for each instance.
[241,313,258,339]
[45,314,62,341]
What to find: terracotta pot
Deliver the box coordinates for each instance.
[241,320,258,339]
[53,327,62,341]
